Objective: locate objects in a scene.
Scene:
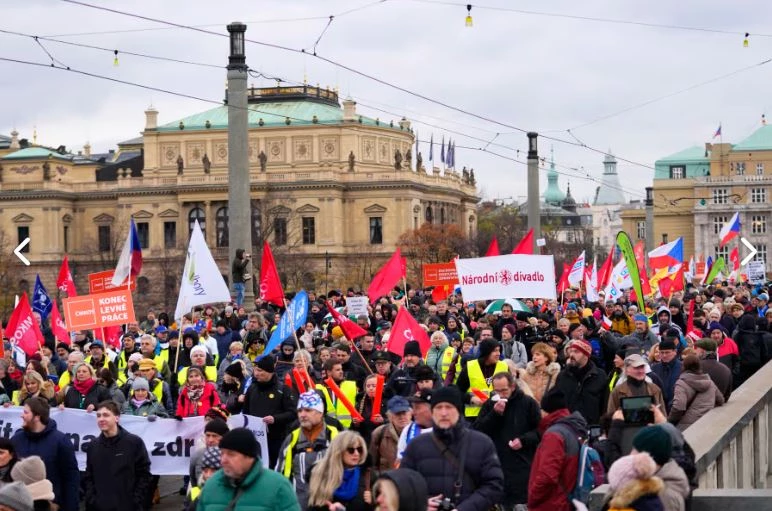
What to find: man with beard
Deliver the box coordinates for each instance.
[332,343,367,388]
[353,333,377,372]
[316,359,358,428]
[83,401,151,511]
[650,337,682,412]
[11,397,79,511]
[234,355,295,467]
[493,303,516,341]
[386,341,427,398]
[401,386,504,511]
[669,299,687,332]
[651,306,683,339]
[610,303,634,336]
[457,339,509,422]
[620,314,658,356]
[554,339,607,424]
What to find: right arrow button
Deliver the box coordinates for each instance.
[741,237,758,266]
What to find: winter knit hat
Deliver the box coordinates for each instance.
[255,354,276,373]
[696,338,718,352]
[23,479,54,503]
[430,385,463,413]
[128,352,144,365]
[413,365,436,383]
[477,339,499,361]
[540,388,567,413]
[219,428,259,459]
[10,456,46,485]
[568,339,592,358]
[502,324,517,338]
[403,340,422,358]
[204,418,229,437]
[608,452,658,491]
[224,361,245,380]
[633,314,648,323]
[297,391,324,413]
[131,377,150,392]
[201,446,222,470]
[632,425,673,466]
[0,482,33,511]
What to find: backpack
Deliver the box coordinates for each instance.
[551,423,606,505]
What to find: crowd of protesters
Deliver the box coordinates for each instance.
[0,279,769,511]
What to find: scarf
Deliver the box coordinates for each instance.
[187,385,204,404]
[131,397,149,408]
[333,467,361,501]
[73,377,96,396]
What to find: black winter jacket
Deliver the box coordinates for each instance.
[62,383,110,410]
[554,361,608,425]
[401,423,504,511]
[83,427,152,511]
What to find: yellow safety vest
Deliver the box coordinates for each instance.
[59,370,72,389]
[282,425,338,478]
[85,356,110,371]
[177,366,218,386]
[189,486,201,502]
[149,379,164,403]
[465,359,508,417]
[315,382,357,428]
[440,347,461,382]
[12,391,19,406]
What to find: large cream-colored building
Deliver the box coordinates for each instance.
[0,85,478,311]
[621,124,772,274]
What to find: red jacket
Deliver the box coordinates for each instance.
[176,382,221,418]
[527,409,586,511]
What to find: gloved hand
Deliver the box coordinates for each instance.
[175,415,183,421]
[147,414,157,422]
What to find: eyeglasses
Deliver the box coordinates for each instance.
[346,446,364,455]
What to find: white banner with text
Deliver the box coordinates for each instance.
[0,407,268,475]
[455,254,557,301]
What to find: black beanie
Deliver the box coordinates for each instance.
[219,427,260,458]
[414,365,435,383]
[255,354,276,373]
[204,418,229,437]
[224,361,245,380]
[403,340,422,358]
[477,339,499,361]
[540,387,567,413]
[430,385,463,413]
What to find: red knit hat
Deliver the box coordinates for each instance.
[569,339,592,358]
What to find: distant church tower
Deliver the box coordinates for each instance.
[543,147,565,206]
[593,151,626,205]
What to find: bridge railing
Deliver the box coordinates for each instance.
[590,359,772,509]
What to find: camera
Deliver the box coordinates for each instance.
[437,498,455,511]
[588,425,601,442]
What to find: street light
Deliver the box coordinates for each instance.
[227,22,246,69]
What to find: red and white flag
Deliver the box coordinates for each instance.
[259,242,285,307]
[602,316,613,330]
[326,301,369,341]
[56,255,77,296]
[567,251,585,287]
[5,293,44,356]
[50,301,70,345]
[101,325,123,350]
[585,257,600,302]
[388,307,431,358]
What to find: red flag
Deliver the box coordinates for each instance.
[557,263,571,295]
[50,302,70,345]
[326,301,369,340]
[671,265,685,292]
[484,236,500,257]
[657,277,673,299]
[101,325,123,350]
[598,244,615,290]
[729,247,740,271]
[633,241,652,296]
[431,285,451,303]
[512,229,533,255]
[686,295,695,333]
[367,248,404,304]
[388,307,431,358]
[5,293,43,356]
[259,242,285,307]
[56,256,77,296]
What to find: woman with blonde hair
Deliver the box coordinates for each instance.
[308,430,373,511]
[15,370,57,407]
[60,362,110,411]
[373,468,427,511]
[516,342,560,403]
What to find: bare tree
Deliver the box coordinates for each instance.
[0,229,21,318]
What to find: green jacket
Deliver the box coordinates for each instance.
[198,460,300,511]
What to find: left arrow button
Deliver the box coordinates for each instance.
[14,238,30,266]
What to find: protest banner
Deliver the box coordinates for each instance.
[422,262,458,287]
[62,288,136,331]
[345,296,369,317]
[747,260,766,284]
[0,407,268,474]
[88,270,136,294]
[454,254,556,301]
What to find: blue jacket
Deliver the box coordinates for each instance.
[12,419,80,511]
[213,328,241,362]
[651,358,682,412]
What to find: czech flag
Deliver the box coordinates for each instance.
[111,219,143,286]
[648,237,683,270]
[718,212,741,247]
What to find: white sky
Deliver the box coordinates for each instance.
[2,0,770,205]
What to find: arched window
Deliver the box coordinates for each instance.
[216,206,229,247]
[251,201,262,246]
[425,206,433,223]
[189,207,205,239]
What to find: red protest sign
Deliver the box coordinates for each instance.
[63,288,136,331]
[88,270,136,294]
[422,262,458,287]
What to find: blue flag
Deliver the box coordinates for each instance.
[261,290,309,358]
[32,275,52,323]
[429,134,434,162]
[447,139,454,168]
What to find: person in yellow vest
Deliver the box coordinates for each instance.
[57,351,85,390]
[424,331,460,384]
[456,339,508,421]
[85,341,118,380]
[115,334,140,374]
[316,359,357,429]
[184,446,221,510]
[177,346,218,387]
[276,390,338,510]
[139,335,172,385]
[137,358,174,416]
[118,352,144,388]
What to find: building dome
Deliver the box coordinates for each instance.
[562,183,577,212]
[543,147,565,206]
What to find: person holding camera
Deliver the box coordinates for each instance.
[400,386,504,511]
[231,248,251,308]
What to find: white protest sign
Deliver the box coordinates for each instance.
[454,254,556,301]
[0,408,268,474]
[747,260,766,284]
[346,296,369,317]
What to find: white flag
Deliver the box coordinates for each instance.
[175,221,231,322]
[567,250,585,287]
[585,257,600,302]
[603,259,632,301]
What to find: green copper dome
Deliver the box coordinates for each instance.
[543,147,565,206]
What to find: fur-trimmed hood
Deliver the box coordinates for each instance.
[609,477,664,509]
[524,360,561,376]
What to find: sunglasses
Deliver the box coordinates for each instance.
[346,446,364,455]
